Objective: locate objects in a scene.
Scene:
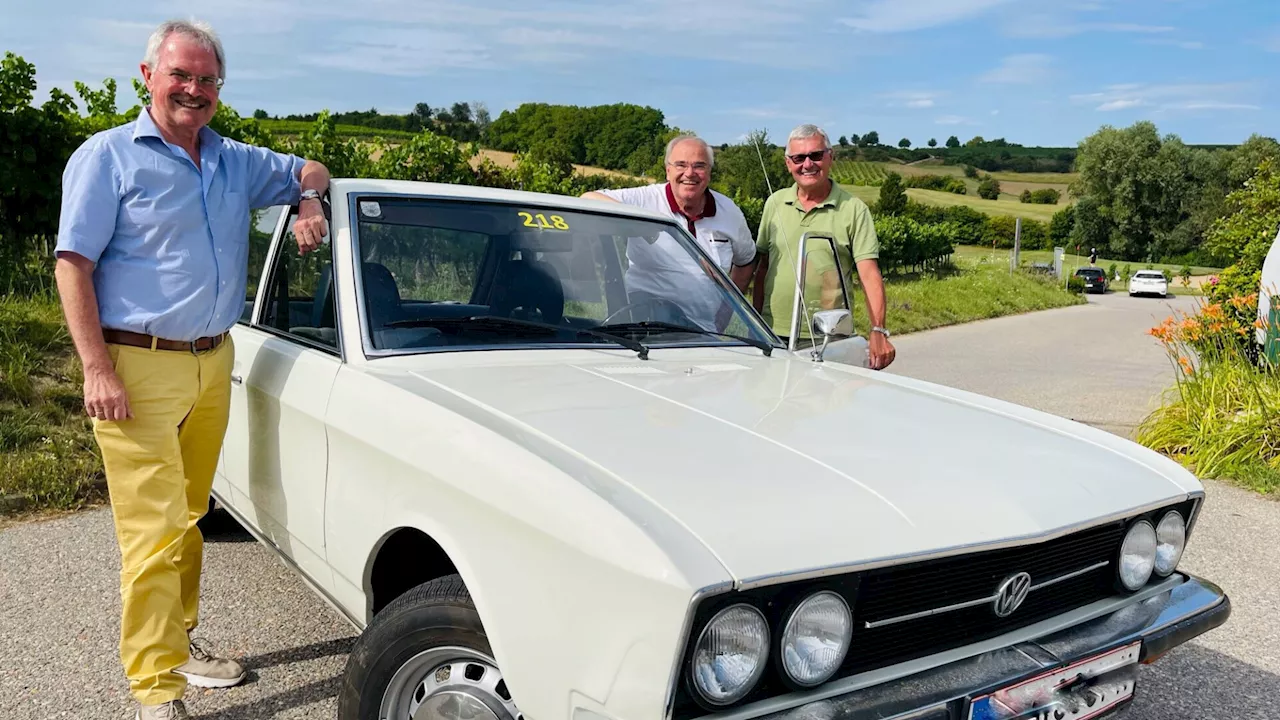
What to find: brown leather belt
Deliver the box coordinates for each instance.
[103,329,228,353]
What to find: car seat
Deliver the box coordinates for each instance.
[489,256,565,325]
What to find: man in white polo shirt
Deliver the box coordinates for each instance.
[582,133,756,331]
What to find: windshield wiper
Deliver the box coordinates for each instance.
[592,320,773,357]
[384,315,651,359]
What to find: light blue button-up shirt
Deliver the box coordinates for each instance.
[55,108,305,341]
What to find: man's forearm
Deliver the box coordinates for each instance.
[730,263,754,294]
[580,191,617,202]
[300,160,330,196]
[54,255,111,371]
[856,259,887,328]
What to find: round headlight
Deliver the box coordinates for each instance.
[690,604,770,706]
[1154,511,1186,576]
[1118,520,1157,591]
[780,591,853,687]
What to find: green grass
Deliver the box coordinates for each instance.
[951,246,1223,277]
[850,256,1086,335]
[842,185,1065,222]
[986,170,1081,184]
[0,293,104,515]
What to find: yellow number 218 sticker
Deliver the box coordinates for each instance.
[518,211,570,231]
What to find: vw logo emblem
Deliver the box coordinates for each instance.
[993,572,1032,617]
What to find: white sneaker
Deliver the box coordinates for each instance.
[136,700,190,720]
[176,637,247,688]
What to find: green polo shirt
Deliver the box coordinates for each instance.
[756,181,879,338]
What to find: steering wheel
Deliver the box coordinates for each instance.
[600,297,693,327]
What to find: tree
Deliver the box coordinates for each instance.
[928,138,937,148]
[1204,158,1280,273]
[965,135,986,147]
[838,135,848,146]
[849,133,860,145]
[946,135,960,148]
[977,177,1001,200]
[898,138,911,149]
[472,101,491,140]
[877,172,907,215]
[253,108,268,120]
[1050,205,1076,245]
[861,131,879,146]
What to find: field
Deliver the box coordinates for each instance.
[842,184,1065,222]
[831,160,889,186]
[257,118,417,140]
[952,245,1223,278]
[473,149,642,180]
[852,258,1086,334]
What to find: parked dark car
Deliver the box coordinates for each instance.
[1075,266,1108,293]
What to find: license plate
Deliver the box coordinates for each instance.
[967,642,1140,720]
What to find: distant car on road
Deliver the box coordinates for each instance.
[1129,270,1169,298]
[1075,266,1108,293]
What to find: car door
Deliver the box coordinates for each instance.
[220,208,343,586]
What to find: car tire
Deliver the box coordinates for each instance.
[338,575,519,720]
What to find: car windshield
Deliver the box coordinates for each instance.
[1135,271,1164,279]
[351,196,777,354]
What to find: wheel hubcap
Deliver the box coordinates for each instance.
[381,647,522,720]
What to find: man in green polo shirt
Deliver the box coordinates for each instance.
[752,123,896,370]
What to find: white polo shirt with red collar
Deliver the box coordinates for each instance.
[598,182,755,330]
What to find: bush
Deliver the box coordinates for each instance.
[1020,188,1062,204]
[1050,205,1075,245]
[874,216,956,273]
[904,174,967,194]
[963,164,979,179]
[1137,295,1278,493]
[977,177,1001,200]
[1068,275,1087,294]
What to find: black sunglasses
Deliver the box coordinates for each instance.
[786,149,828,164]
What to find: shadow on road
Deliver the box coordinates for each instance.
[244,636,355,671]
[193,638,356,719]
[198,506,254,543]
[1130,642,1280,718]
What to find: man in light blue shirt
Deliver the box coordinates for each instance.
[53,19,330,719]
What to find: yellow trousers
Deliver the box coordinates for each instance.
[92,337,234,705]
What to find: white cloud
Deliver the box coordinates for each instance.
[1140,38,1205,50]
[1071,83,1260,113]
[979,54,1053,84]
[935,115,973,125]
[840,0,1016,33]
[300,28,494,75]
[1004,11,1175,39]
[880,90,941,109]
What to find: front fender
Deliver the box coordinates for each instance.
[323,366,731,720]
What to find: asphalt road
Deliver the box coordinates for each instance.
[890,291,1280,719]
[2,291,1276,719]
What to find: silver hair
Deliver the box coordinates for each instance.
[143,19,226,78]
[664,133,715,169]
[787,123,832,150]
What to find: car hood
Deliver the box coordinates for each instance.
[377,349,1200,586]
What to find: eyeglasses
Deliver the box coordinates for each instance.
[668,161,710,173]
[786,149,828,164]
[167,69,224,91]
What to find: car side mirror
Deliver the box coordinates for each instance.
[811,309,853,362]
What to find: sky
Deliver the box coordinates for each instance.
[2,0,1277,148]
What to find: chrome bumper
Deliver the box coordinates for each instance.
[741,573,1229,720]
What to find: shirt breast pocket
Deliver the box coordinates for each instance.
[705,231,734,269]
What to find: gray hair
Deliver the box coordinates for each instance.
[664,133,715,169]
[787,123,831,150]
[143,19,226,78]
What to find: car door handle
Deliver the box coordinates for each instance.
[231,373,243,385]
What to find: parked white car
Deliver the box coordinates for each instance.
[1259,226,1279,361]
[212,179,1229,720]
[1128,270,1169,298]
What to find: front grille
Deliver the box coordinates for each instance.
[848,521,1125,673]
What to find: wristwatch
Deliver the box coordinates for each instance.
[299,188,323,203]
[871,326,891,338]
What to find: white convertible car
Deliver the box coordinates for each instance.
[212,179,1229,720]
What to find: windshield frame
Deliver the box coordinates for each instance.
[346,190,782,360]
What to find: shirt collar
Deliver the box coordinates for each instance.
[664,182,717,221]
[132,106,222,149]
[782,179,844,209]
